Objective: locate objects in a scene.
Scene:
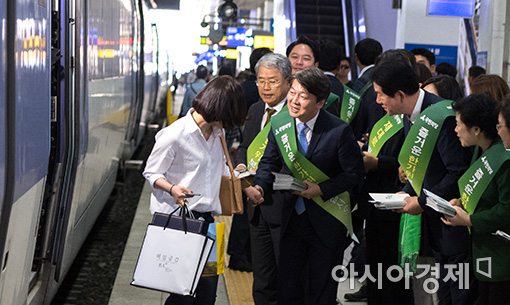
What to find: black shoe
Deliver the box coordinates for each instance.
[228,256,252,272]
[344,283,367,302]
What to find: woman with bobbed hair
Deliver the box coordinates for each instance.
[443,93,510,305]
[143,75,246,305]
[421,74,464,102]
[469,74,510,102]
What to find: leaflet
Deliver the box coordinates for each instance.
[368,193,407,210]
[423,189,457,217]
[272,172,307,192]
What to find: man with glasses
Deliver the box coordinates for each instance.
[234,53,292,305]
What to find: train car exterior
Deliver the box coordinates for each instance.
[0,0,167,304]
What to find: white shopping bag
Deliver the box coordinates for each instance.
[131,224,214,295]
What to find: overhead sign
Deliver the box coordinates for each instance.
[226,27,246,48]
[404,43,458,67]
[427,0,475,18]
[253,35,274,49]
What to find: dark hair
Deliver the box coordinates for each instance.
[499,95,510,129]
[354,38,383,66]
[318,39,342,72]
[422,75,464,101]
[372,60,419,97]
[293,67,331,102]
[416,63,433,84]
[375,49,418,79]
[411,48,436,65]
[192,76,246,128]
[286,36,319,63]
[468,65,486,79]
[218,63,235,77]
[452,93,498,141]
[436,62,457,77]
[470,74,510,102]
[196,65,208,79]
[249,47,272,73]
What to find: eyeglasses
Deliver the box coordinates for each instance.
[256,79,281,88]
[340,65,350,70]
[496,124,507,131]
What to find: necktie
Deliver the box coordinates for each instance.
[297,122,309,153]
[295,122,309,214]
[264,108,276,127]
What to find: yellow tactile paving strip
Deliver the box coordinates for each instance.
[217,215,255,305]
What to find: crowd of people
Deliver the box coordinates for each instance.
[143,36,510,305]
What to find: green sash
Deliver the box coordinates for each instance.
[340,82,373,124]
[325,92,340,109]
[398,100,454,194]
[397,99,454,271]
[271,107,353,236]
[368,114,404,157]
[247,123,271,172]
[458,142,510,214]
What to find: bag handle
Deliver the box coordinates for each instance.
[220,134,235,178]
[164,203,191,233]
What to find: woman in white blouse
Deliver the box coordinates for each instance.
[143,75,246,305]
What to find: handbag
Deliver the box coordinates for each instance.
[219,135,243,215]
[151,206,207,236]
[131,206,214,295]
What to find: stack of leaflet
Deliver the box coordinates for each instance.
[272,172,307,192]
[493,230,510,242]
[423,189,457,217]
[368,193,407,210]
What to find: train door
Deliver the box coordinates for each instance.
[48,0,81,285]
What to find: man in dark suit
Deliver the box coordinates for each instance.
[246,67,364,305]
[350,38,385,141]
[372,58,473,305]
[234,53,292,305]
[227,48,272,273]
[318,39,343,117]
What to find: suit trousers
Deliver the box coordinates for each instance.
[366,215,415,305]
[278,211,343,305]
[250,208,281,305]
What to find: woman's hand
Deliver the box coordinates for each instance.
[169,184,192,206]
[442,206,472,227]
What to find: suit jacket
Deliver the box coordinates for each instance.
[253,110,365,249]
[350,66,385,140]
[236,101,284,225]
[402,91,471,256]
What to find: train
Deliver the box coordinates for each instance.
[0,0,169,304]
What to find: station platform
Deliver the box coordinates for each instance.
[107,87,366,305]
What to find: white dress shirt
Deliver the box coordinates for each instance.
[409,89,425,124]
[260,99,286,130]
[143,110,229,215]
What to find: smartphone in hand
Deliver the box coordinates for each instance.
[184,193,201,198]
